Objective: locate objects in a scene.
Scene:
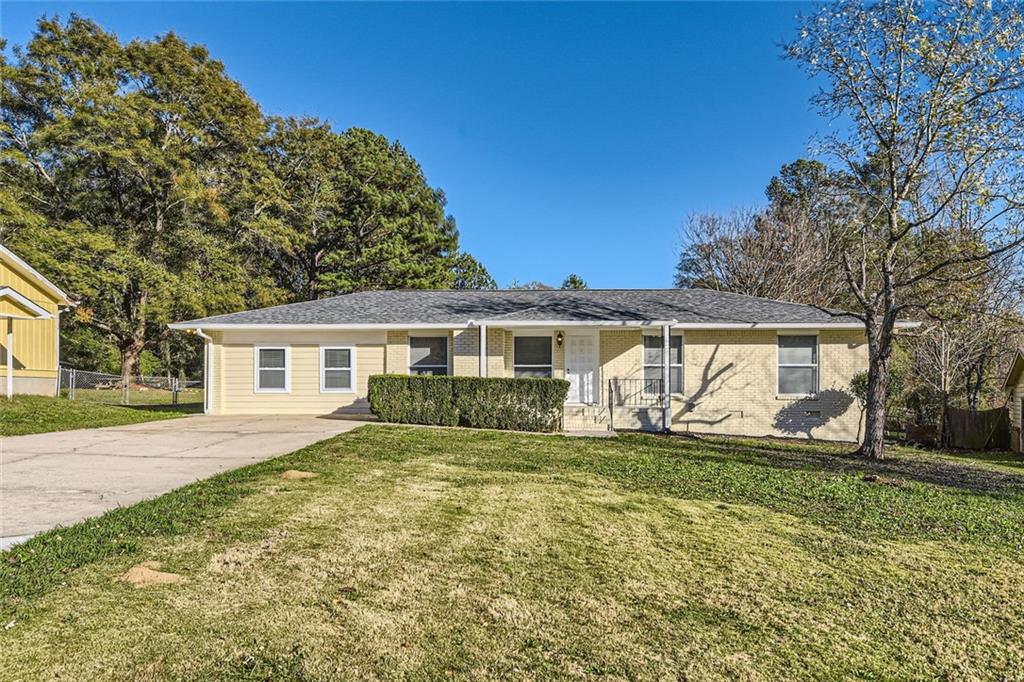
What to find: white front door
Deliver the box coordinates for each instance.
[565,333,599,404]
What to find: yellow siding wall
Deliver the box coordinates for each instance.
[211,330,385,415]
[0,258,60,380]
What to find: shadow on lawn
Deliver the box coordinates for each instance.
[649,433,1024,497]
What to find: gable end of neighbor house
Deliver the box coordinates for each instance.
[0,244,73,396]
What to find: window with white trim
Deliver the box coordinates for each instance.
[513,336,553,378]
[778,335,818,396]
[321,347,354,392]
[409,336,448,375]
[643,335,683,395]
[255,347,289,392]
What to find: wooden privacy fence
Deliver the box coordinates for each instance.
[942,406,1011,450]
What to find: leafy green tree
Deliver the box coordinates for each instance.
[262,118,460,299]
[1,16,272,378]
[451,252,496,289]
[561,274,587,290]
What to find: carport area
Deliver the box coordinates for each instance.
[0,415,363,549]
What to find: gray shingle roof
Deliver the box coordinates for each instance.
[171,289,863,327]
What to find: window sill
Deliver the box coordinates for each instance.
[255,389,290,394]
[776,394,818,401]
[320,389,355,394]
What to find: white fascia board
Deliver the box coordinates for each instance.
[0,286,53,319]
[474,319,679,328]
[168,319,891,332]
[167,322,473,331]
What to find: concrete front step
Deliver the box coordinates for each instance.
[563,405,612,432]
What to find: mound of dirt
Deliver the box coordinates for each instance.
[280,470,319,480]
[120,561,187,587]
[862,474,907,488]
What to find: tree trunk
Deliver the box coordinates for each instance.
[859,316,894,460]
[119,289,147,383]
[120,331,146,384]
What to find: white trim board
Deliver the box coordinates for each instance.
[0,286,53,319]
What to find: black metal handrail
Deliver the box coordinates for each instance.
[608,377,664,407]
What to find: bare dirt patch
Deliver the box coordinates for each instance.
[120,561,187,587]
[280,470,319,480]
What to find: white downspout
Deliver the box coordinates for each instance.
[195,328,213,415]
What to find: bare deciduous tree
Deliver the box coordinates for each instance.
[676,207,848,307]
[786,0,1024,459]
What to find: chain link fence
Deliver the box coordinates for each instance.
[59,367,203,407]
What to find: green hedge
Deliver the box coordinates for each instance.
[367,374,570,432]
[367,375,460,426]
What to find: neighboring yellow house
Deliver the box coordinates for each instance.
[171,289,916,442]
[0,244,74,398]
[1003,350,1024,452]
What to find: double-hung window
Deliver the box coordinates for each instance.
[777,334,818,396]
[643,335,683,395]
[321,347,354,392]
[513,336,553,378]
[409,336,449,375]
[255,346,289,393]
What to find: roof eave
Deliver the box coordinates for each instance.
[168,319,878,332]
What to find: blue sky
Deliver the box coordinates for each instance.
[2,2,824,288]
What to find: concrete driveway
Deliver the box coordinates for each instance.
[0,415,363,549]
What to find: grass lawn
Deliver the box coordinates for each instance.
[0,394,195,436]
[2,426,1023,679]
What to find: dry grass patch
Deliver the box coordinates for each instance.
[279,469,319,480]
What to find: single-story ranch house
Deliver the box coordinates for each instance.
[170,289,907,441]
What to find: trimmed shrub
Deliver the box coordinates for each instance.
[367,374,459,426]
[367,374,569,432]
[451,377,568,432]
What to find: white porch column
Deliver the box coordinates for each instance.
[661,323,671,432]
[479,324,488,377]
[6,318,14,399]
